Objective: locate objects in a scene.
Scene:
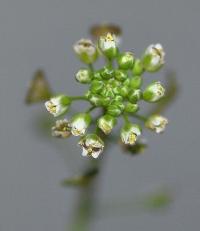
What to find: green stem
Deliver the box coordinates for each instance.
[133,114,147,122]
[88,64,94,72]
[123,113,130,124]
[69,158,102,231]
[70,96,88,101]
[85,106,96,113]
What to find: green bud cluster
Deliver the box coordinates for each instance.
[45,32,168,158]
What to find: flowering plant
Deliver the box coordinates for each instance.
[44,33,168,158]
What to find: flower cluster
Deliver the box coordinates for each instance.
[45,33,168,158]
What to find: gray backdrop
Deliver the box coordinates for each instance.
[0,0,200,230]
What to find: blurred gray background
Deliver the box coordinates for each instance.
[0,0,200,230]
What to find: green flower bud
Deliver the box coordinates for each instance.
[75,69,92,84]
[107,104,123,117]
[142,44,165,72]
[101,87,115,98]
[124,103,139,113]
[90,80,104,94]
[73,39,98,64]
[117,52,135,70]
[129,76,142,89]
[101,97,111,106]
[98,33,118,59]
[70,113,91,136]
[84,90,92,99]
[120,123,141,145]
[78,134,104,158]
[119,85,129,97]
[114,69,128,81]
[128,89,142,103]
[132,59,144,75]
[145,114,168,133]
[45,95,71,117]
[93,71,102,80]
[100,66,114,79]
[123,78,130,86]
[143,81,165,102]
[98,114,117,134]
[115,95,123,102]
[112,100,125,111]
[89,94,103,106]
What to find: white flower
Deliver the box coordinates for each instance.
[78,134,104,158]
[143,81,165,102]
[98,114,116,135]
[121,123,142,145]
[73,39,98,64]
[98,33,118,58]
[70,113,91,136]
[45,95,70,117]
[143,43,165,72]
[145,115,168,133]
[51,119,71,138]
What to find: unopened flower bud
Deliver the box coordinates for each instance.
[117,52,135,70]
[128,89,142,103]
[124,103,139,113]
[100,66,114,79]
[119,85,130,97]
[73,39,98,64]
[89,94,103,106]
[114,69,128,81]
[107,104,123,117]
[70,113,91,136]
[132,59,144,75]
[143,81,165,102]
[52,119,71,138]
[98,114,117,134]
[78,134,104,158]
[90,80,104,94]
[129,76,142,89]
[75,69,92,84]
[98,33,118,59]
[45,95,71,117]
[93,71,102,80]
[142,44,165,72]
[121,123,141,145]
[145,115,168,133]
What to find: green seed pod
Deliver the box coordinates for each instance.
[143,81,165,102]
[117,52,135,70]
[100,66,114,79]
[128,89,142,103]
[124,102,139,113]
[132,59,144,75]
[98,33,118,59]
[75,69,92,84]
[98,114,117,134]
[90,80,104,94]
[129,75,142,89]
[114,69,128,81]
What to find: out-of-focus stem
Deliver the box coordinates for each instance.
[69,159,101,231]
